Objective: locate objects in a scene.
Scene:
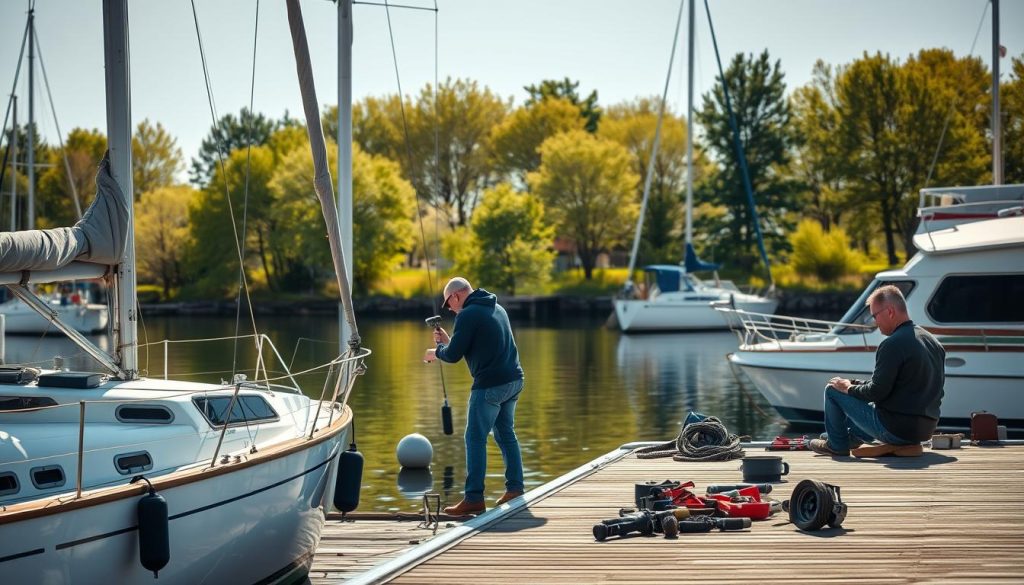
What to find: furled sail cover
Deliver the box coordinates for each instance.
[0,152,128,273]
[684,242,721,273]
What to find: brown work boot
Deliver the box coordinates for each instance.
[443,499,485,516]
[808,438,849,457]
[495,491,524,506]
[852,443,924,458]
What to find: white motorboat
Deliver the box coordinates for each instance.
[615,263,778,331]
[0,296,108,335]
[614,2,776,332]
[0,1,366,583]
[720,186,1024,432]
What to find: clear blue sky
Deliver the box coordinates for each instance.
[2,0,1021,179]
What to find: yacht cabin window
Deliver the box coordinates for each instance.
[832,280,916,335]
[193,395,279,428]
[927,274,1024,323]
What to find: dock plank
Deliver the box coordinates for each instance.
[382,446,1024,584]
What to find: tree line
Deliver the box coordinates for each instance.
[2,49,1021,299]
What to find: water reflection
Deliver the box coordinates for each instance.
[2,314,788,511]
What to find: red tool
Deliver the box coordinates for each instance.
[766,435,810,451]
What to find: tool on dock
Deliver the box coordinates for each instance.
[419,492,441,535]
[425,315,454,435]
[676,516,751,533]
[783,479,847,531]
[593,508,689,541]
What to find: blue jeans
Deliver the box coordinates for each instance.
[823,386,916,451]
[464,378,524,503]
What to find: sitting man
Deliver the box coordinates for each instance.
[809,285,945,458]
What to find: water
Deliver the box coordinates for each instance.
[4,314,790,511]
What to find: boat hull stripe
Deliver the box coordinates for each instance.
[0,548,45,563]
[44,452,335,554]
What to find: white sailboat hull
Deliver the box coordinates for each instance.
[0,420,348,585]
[615,296,778,332]
[1,300,108,334]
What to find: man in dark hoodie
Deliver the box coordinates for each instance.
[424,277,525,515]
[809,285,945,458]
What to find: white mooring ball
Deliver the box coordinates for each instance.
[396,433,433,469]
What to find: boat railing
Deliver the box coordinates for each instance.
[917,199,1024,234]
[714,307,874,350]
[0,341,370,503]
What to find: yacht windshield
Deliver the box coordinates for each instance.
[831,279,916,335]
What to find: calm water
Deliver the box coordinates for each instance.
[5,314,791,511]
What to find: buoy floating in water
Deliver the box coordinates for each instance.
[396,433,433,469]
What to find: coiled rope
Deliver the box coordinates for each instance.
[636,417,745,462]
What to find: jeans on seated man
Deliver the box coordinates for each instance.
[809,285,945,458]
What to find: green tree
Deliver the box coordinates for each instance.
[788,219,863,282]
[136,185,195,298]
[833,50,989,264]
[36,127,104,228]
[189,108,277,187]
[529,130,639,279]
[132,120,183,199]
[269,141,415,294]
[1002,55,1024,183]
[525,77,601,132]
[696,50,797,272]
[326,79,506,228]
[489,97,584,184]
[601,98,706,265]
[184,146,276,297]
[444,184,554,294]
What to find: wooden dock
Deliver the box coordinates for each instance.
[332,442,1024,584]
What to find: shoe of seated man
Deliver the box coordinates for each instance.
[852,443,923,458]
[443,499,485,516]
[495,491,524,506]
[819,433,866,450]
[808,438,850,457]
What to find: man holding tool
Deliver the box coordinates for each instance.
[424,277,525,515]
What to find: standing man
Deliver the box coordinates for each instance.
[424,277,525,515]
[809,285,945,458]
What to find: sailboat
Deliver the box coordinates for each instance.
[0,6,108,335]
[614,0,778,332]
[0,1,364,583]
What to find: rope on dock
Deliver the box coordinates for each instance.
[635,417,745,462]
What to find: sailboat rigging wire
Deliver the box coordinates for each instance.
[189,0,262,373]
[924,2,989,190]
[0,18,30,196]
[383,0,437,307]
[33,30,82,219]
[624,0,685,291]
[233,0,262,380]
[702,0,773,286]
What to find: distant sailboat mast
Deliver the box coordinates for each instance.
[684,0,694,246]
[992,0,1002,185]
[26,2,34,231]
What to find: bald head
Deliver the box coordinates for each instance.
[444,277,471,298]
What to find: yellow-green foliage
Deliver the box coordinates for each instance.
[789,219,864,283]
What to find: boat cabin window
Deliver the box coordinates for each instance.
[831,279,916,335]
[193,395,279,427]
[114,451,154,475]
[0,396,57,411]
[30,465,66,490]
[927,274,1024,323]
[0,471,19,497]
[116,404,174,424]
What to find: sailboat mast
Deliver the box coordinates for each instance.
[9,95,15,232]
[991,0,1002,185]
[684,0,694,245]
[337,0,354,348]
[26,2,34,231]
[103,0,138,378]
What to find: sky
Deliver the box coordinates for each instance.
[1,0,1022,181]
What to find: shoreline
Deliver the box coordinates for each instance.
[140,290,861,322]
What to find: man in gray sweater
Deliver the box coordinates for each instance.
[809,285,945,457]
